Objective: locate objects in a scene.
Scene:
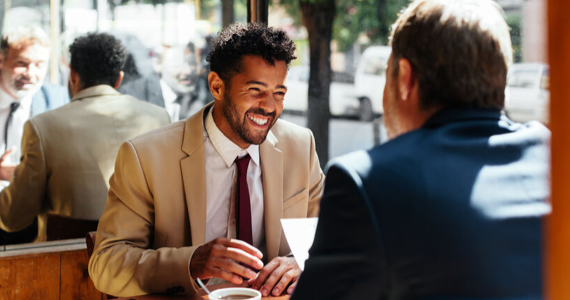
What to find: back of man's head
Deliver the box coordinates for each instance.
[207,23,297,87]
[390,0,512,110]
[69,33,127,89]
[0,26,50,59]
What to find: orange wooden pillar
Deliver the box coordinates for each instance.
[547,0,570,298]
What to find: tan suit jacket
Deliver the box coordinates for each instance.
[89,103,324,297]
[0,85,170,241]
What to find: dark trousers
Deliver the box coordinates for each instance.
[0,218,38,246]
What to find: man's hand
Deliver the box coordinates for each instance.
[0,147,17,181]
[249,256,301,296]
[190,238,264,284]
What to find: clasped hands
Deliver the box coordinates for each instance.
[190,238,301,297]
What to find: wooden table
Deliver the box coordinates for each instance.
[116,283,290,300]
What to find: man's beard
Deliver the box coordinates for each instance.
[13,75,41,99]
[221,92,277,145]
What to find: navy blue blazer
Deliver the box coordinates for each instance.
[31,83,70,116]
[292,108,550,300]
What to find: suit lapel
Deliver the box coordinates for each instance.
[180,104,211,246]
[260,131,283,259]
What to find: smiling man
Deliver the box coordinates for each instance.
[0,26,68,166]
[89,23,324,298]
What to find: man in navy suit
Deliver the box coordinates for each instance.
[291,0,550,299]
[0,26,68,245]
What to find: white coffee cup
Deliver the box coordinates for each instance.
[209,287,262,300]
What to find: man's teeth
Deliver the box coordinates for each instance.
[248,115,268,126]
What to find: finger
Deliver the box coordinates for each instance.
[205,264,244,284]
[259,265,288,297]
[272,269,299,296]
[287,279,298,295]
[251,259,280,291]
[213,246,264,270]
[213,256,258,280]
[225,239,264,259]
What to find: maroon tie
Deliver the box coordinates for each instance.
[235,154,253,245]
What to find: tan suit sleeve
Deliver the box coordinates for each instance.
[307,130,325,218]
[0,120,47,232]
[88,141,200,297]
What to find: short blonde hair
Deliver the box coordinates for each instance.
[1,26,50,59]
[390,0,512,110]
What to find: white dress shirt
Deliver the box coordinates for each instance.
[203,106,265,250]
[159,79,181,122]
[0,88,32,164]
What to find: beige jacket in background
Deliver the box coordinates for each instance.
[89,103,325,297]
[0,85,170,241]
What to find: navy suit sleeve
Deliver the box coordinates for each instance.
[291,163,387,300]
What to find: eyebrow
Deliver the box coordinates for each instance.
[245,81,287,91]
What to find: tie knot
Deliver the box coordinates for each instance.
[235,154,251,175]
[10,102,20,112]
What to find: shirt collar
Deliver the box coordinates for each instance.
[205,105,260,168]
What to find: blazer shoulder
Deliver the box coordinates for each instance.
[129,120,186,146]
[271,118,313,142]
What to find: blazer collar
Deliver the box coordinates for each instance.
[181,103,210,246]
[422,107,503,129]
[259,122,282,259]
[182,102,212,156]
[71,85,121,102]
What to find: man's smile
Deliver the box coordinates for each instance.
[247,113,270,126]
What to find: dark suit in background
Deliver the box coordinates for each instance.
[117,73,165,108]
[292,108,550,300]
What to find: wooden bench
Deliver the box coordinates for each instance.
[0,239,107,300]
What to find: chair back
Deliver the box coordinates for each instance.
[46,214,99,241]
[85,230,116,299]
[86,231,97,259]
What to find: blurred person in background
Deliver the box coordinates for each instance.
[0,32,170,243]
[0,25,69,244]
[119,43,201,121]
[292,0,550,299]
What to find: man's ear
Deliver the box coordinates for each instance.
[0,52,4,70]
[69,68,82,91]
[114,71,124,89]
[397,58,417,102]
[208,71,225,101]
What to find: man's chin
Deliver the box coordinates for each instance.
[15,86,40,99]
[242,130,270,145]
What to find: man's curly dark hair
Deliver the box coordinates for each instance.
[69,33,127,88]
[207,23,297,86]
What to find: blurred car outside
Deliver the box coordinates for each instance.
[354,45,392,121]
[283,65,360,119]
[504,63,550,125]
